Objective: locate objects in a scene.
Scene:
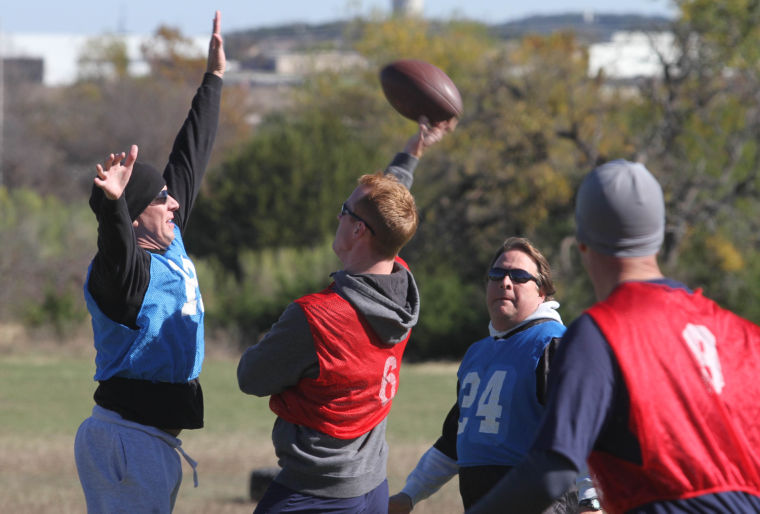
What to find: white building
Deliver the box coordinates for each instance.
[2,27,678,87]
[0,32,207,86]
[392,0,424,17]
[588,31,678,80]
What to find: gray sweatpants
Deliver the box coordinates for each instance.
[74,405,198,513]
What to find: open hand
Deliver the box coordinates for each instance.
[207,11,225,78]
[94,144,138,200]
[404,116,458,158]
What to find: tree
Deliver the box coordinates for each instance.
[3,25,252,201]
[622,0,760,317]
[0,25,253,339]
[0,187,93,334]
[77,35,130,81]
[187,18,630,356]
[140,25,207,84]
[186,110,382,277]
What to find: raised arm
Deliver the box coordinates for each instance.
[163,11,224,230]
[87,144,152,329]
[386,116,457,189]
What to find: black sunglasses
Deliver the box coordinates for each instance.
[151,189,169,205]
[488,267,539,285]
[340,202,375,235]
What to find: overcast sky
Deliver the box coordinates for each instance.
[2,0,677,36]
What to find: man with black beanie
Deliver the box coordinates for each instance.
[74,11,224,513]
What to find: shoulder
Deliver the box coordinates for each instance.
[281,301,311,322]
[459,335,500,370]
[560,315,607,353]
[553,314,618,385]
[253,302,314,354]
[511,318,566,341]
[295,284,336,304]
[533,319,566,337]
[463,335,495,354]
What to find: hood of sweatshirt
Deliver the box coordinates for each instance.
[330,261,419,345]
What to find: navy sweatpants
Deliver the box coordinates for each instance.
[253,478,389,513]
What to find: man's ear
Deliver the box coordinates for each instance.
[354,222,368,236]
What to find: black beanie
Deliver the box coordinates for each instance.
[89,161,166,221]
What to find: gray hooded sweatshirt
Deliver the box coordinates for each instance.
[237,153,420,498]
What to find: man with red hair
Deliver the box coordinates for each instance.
[238,117,455,513]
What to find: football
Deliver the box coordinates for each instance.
[380,59,463,123]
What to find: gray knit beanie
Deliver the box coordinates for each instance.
[575,159,664,257]
[89,161,166,221]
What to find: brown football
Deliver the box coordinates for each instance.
[380,59,463,123]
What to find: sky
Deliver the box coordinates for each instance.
[2,0,677,36]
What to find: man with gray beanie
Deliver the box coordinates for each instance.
[74,11,225,513]
[469,160,760,513]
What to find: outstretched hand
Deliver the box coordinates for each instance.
[403,116,458,159]
[94,145,138,200]
[207,11,225,78]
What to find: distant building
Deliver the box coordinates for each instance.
[1,25,678,87]
[392,0,424,17]
[0,32,207,86]
[588,31,677,79]
[227,49,367,90]
[261,51,366,75]
[2,57,43,85]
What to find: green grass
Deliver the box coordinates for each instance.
[0,347,462,513]
[0,353,95,434]
[388,362,458,443]
[0,348,456,441]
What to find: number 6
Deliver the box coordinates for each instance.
[379,356,398,405]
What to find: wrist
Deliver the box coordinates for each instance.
[403,142,423,158]
[578,497,601,511]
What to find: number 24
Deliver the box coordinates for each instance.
[458,370,507,435]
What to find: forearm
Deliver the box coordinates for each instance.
[88,196,150,327]
[432,401,460,459]
[386,117,452,189]
[384,152,419,189]
[466,450,578,514]
[400,446,459,506]
[237,302,319,396]
[395,399,460,505]
[164,73,223,227]
[95,196,135,261]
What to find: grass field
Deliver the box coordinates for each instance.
[0,335,464,513]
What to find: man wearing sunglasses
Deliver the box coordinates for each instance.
[75,12,225,513]
[389,237,597,513]
[469,160,760,513]
[237,117,455,513]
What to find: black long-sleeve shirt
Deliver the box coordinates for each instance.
[86,73,222,429]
